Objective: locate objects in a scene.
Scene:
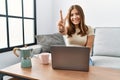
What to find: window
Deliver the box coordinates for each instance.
[0,0,36,53]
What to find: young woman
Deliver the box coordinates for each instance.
[58,5,94,65]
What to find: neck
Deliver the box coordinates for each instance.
[75,24,79,29]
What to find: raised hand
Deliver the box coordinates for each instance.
[60,10,63,21]
[58,10,66,34]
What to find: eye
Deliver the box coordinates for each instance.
[75,12,79,15]
[70,13,73,17]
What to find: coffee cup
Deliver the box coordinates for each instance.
[39,53,50,65]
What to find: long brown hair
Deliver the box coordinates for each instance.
[66,5,88,37]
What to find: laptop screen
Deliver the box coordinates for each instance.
[50,45,90,71]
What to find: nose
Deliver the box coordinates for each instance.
[73,14,77,19]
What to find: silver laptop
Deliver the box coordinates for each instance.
[50,45,90,72]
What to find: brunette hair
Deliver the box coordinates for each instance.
[66,5,88,37]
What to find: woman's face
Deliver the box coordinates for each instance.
[70,8,81,26]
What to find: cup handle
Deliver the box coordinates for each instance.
[13,48,20,57]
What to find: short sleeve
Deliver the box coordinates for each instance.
[87,26,94,35]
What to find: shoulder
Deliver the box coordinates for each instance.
[87,25,94,35]
[87,25,94,30]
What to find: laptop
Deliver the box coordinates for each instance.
[50,45,90,72]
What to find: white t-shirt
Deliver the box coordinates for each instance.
[63,26,94,46]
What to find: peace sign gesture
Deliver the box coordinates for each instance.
[60,10,63,21]
[58,10,66,35]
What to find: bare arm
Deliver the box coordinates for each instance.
[58,10,67,35]
[86,35,94,50]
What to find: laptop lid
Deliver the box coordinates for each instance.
[50,45,90,72]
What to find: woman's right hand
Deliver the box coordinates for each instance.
[58,10,66,34]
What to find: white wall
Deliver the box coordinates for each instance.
[85,0,120,27]
[36,0,120,34]
[36,0,53,34]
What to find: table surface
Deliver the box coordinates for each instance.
[0,56,120,80]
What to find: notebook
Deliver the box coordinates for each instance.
[50,45,90,72]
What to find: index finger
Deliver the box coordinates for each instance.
[60,10,63,21]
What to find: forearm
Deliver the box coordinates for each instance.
[86,35,94,50]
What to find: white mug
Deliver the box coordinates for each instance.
[39,53,50,65]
